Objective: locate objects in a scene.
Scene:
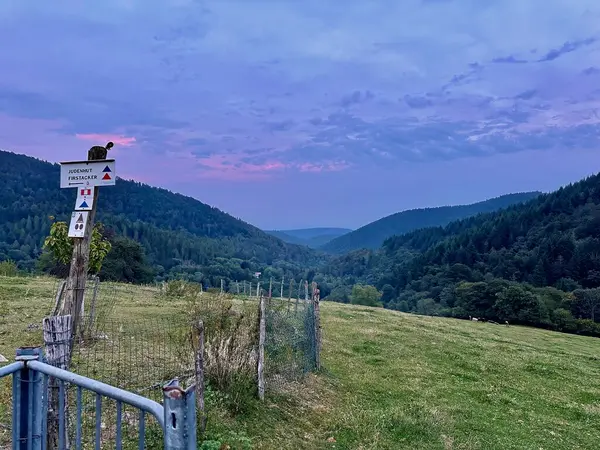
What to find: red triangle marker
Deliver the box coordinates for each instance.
[102,173,112,180]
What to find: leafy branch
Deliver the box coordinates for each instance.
[43,221,112,274]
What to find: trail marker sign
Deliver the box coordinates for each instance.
[60,159,116,188]
[68,211,89,238]
[74,186,95,211]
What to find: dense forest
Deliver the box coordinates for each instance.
[321,173,600,336]
[0,150,323,285]
[321,192,541,254]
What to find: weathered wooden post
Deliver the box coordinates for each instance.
[44,315,73,450]
[58,143,116,340]
[304,280,309,302]
[51,280,66,316]
[256,281,261,299]
[86,275,100,337]
[295,279,302,314]
[257,295,266,400]
[220,279,224,295]
[280,277,284,299]
[195,320,207,433]
[288,278,294,312]
[312,282,321,370]
[268,277,273,299]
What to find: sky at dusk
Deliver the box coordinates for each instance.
[1,0,599,229]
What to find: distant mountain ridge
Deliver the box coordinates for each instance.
[265,227,352,248]
[320,192,543,254]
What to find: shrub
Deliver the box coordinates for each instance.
[167,282,258,414]
[0,260,19,277]
[350,284,383,307]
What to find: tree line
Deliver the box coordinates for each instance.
[322,173,600,337]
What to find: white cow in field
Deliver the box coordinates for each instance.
[469,316,479,322]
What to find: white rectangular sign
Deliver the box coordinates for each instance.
[74,186,95,211]
[60,159,116,188]
[68,211,89,238]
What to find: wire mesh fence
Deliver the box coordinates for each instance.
[41,313,194,449]
[71,316,195,401]
[1,275,323,447]
[263,296,319,394]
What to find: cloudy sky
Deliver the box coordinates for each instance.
[1,0,599,229]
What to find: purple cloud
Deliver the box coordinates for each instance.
[1,0,600,227]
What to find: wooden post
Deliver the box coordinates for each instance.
[51,280,66,316]
[295,279,301,314]
[195,320,207,433]
[280,277,284,299]
[288,279,293,313]
[256,282,260,299]
[269,277,273,299]
[304,280,309,302]
[60,146,111,339]
[43,315,72,450]
[86,276,100,337]
[312,283,321,370]
[257,295,266,400]
[220,279,224,294]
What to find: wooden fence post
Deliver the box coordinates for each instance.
[195,320,207,433]
[304,280,309,301]
[256,282,261,299]
[257,295,266,400]
[51,280,66,316]
[280,277,284,299]
[269,277,273,299]
[43,315,72,450]
[86,276,100,337]
[295,279,301,314]
[312,284,321,370]
[288,279,293,312]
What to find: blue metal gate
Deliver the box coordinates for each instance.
[0,347,197,449]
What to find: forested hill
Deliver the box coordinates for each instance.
[320,192,542,254]
[323,172,600,337]
[0,150,321,282]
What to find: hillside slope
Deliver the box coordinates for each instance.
[321,192,541,254]
[265,227,352,248]
[324,172,600,337]
[2,276,600,449]
[0,150,321,280]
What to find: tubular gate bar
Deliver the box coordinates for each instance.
[0,346,197,450]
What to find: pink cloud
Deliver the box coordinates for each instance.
[75,133,137,146]
[191,154,352,181]
[298,161,351,173]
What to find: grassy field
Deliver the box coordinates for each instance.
[1,276,600,449]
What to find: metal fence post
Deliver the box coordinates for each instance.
[163,379,197,450]
[15,347,44,450]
